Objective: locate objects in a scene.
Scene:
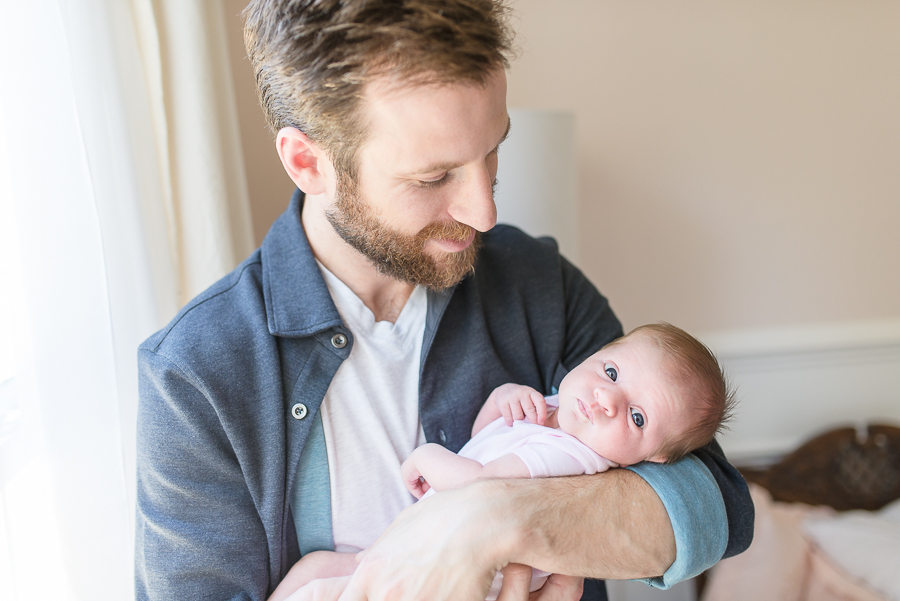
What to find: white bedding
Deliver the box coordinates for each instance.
[804,497,900,601]
[701,484,900,601]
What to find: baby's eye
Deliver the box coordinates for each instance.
[604,363,617,382]
[630,408,645,429]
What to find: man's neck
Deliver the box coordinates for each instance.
[302,194,415,324]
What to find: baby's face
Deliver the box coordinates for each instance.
[556,333,689,466]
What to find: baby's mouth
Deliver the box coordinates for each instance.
[577,399,593,424]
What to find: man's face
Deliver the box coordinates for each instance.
[556,333,691,466]
[326,69,509,289]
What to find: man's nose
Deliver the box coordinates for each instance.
[447,165,497,232]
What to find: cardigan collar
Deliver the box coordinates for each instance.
[261,189,343,337]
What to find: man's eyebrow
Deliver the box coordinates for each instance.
[413,160,464,175]
[412,116,512,175]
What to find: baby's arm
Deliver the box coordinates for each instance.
[268,551,358,601]
[471,383,548,436]
[401,443,531,499]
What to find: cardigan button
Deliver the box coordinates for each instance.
[291,403,308,420]
[331,333,348,349]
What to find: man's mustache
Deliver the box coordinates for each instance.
[417,220,474,244]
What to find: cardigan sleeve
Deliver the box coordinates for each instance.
[626,457,727,588]
[135,348,269,601]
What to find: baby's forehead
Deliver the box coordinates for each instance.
[599,332,643,352]
[600,331,665,362]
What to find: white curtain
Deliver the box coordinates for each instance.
[135,0,256,303]
[0,1,253,599]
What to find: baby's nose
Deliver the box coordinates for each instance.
[592,389,618,416]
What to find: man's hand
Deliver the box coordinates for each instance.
[337,484,509,601]
[529,574,584,601]
[496,563,532,601]
[488,384,548,427]
[497,566,584,601]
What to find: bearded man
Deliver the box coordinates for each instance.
[135,2,753,600]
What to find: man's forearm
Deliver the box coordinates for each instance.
[484,471,676,580]
[339,468,676,601]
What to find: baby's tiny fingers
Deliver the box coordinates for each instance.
[531,392,548,424]
[523,400,538,422]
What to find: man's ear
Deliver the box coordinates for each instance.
[276,127,329,195]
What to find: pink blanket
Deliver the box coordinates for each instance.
[701,484,887,601]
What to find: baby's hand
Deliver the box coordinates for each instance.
[400,451,431,499]
[487,383,547,427]
[268,552,357,601]
[283,576,352,601]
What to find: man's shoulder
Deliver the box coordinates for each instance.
[467,223,622,373]
[481,223,560,257]
[478,224,565,281]
[140,251,266,359]
[451,225,581,358]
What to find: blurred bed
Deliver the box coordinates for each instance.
[701,423,900,601]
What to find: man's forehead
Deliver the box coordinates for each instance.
[358,70,509,173]
[407,117,511,174]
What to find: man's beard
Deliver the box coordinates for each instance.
[325,174,482,290]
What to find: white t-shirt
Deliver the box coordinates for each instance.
[317,263,427,553]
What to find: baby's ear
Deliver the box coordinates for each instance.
[648,454,669,464]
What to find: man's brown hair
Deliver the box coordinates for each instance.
[242,0,515,178]
[609,322,736,464]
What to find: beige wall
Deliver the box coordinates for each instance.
[224,0,900,334]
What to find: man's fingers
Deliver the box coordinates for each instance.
[336,573,367,601]
[497,563,532,601]
[528,574,584,601]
